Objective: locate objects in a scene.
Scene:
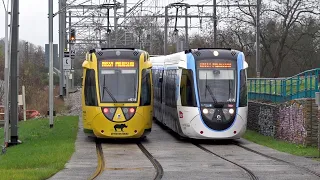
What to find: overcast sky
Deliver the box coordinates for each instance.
[0,0,220,47]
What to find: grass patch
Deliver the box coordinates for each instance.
[243,130,320,161]
[0,116,79,180]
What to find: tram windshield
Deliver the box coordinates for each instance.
[99,68,138,103]
[197,69,236,103]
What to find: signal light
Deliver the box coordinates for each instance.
[70,28,76,41]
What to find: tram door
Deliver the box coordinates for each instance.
[160,69,165,123]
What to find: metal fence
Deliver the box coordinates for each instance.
[248,68,320,102]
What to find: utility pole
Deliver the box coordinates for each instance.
[213,0,217,48]
[256,0,261,78]
[49,0,54,128]
[8,0,20,146]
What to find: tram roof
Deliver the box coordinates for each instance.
[150,51,186,68]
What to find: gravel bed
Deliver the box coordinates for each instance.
[63,89,82,116]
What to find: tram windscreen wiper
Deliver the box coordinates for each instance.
[102,75,117,103]
[206,85,218,104]
[204,72,217,104]
[228,79,232,100]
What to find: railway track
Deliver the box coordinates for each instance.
[89,142,105,180]
[89,141,163,180]
[234,143,320,178]
[137,142,164,180]
[193,143,259,180]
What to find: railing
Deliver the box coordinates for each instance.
[248,68,320,103]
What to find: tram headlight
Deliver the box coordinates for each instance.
[202,108,209,114]
[229,108,235,114]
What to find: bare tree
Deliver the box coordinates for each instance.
[229,0,320,77]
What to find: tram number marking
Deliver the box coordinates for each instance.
[111,132,129,135]
[102,61,114,67]
[115,61,134,67]
[181,123,190,130]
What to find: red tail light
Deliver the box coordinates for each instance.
[101,107,116,120]
[103,108,109,113]
[129,108,135,113]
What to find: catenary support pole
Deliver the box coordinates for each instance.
[256,0,261,78]
[213,0,217,48]
[9,0,20,146]
[164,6,168,55]
[68,10,73,92]
[175,32,179,53]
[59,0,66,98]
[114,3,118,48]
[49,0,54,128]
[3,4,10,148]
[185,7,189,50]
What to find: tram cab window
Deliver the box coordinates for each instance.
[180,69,197,107]
[239,69,247,107]
[140,69,151,106]
[84,69,98,106]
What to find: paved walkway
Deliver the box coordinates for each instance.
[49,117,97,180]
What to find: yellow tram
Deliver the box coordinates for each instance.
[81,48,153,139]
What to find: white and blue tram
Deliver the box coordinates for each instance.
[150,48,249,139]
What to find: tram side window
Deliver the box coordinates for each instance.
[84,69,98,106]
[140,69,151,106]
[165,70,177,108]
[239,69,247,107]
[180,69,197,107]
[154,70,161,102]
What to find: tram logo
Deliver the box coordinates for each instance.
[217,115,221,121]
[114,124,128,132]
